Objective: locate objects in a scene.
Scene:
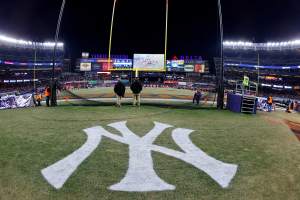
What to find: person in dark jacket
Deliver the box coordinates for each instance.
[193,89,202,105]
[114,80,126,107]
[130,78,143,106]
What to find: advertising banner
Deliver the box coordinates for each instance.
[82,52,89,58]
[133,54,165,71]
[167,60,184,72]
[194,64,205,73]
[80,62,92,71]
[112,59,133,71]
[184,65,195,72]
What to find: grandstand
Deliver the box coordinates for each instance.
[223,40,300,100]
[0,33,64,93]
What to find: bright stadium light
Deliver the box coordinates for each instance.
[273,85,284,89]
[43,42,64,47]
[0,33,64,48]
[0,34,33,45]
[261,84,272,87]
[223,40,253,47]
[225,41,231,45]
[225,39,300,50]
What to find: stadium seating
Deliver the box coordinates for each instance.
[223,43,300,100]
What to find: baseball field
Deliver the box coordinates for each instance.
[0,102,300,200]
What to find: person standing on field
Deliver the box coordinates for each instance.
[44,85,51,107]
[35,91,42,106]
[114,80,126,107]
[130,78,143,107]
[193,89,202,105]
[267,95,273,112]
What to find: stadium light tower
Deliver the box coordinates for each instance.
[256,53,260,96]
[33,42,37,93]
[51,0,66,107]
[216,0,225,109]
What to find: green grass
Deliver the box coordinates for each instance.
[0,105,300,200]
[62,87,216,101]
[70,87,195,96]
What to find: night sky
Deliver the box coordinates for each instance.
[0,0,300,60]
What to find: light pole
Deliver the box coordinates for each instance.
[34,42,38,95]
[216,0,225,109]
[256,52,260,96]
[51,0,66,106]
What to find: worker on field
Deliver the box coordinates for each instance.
[114,80,126,107]
[267,95,273,112]
[34,91,42,106]
[193,88,202,105]
[242,75,250,94]
[44,85,51,107]
[130,78,143,107]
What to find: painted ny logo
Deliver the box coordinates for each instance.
[41,121,238,192]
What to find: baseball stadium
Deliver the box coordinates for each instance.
[0,1,300,200]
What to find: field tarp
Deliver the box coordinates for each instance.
[0,94,34,110]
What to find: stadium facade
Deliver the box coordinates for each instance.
[223,40,300,99]
[75,53,210,84]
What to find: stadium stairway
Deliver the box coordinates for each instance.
[241,95,256,114]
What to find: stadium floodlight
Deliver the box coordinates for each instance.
[225,39,300,50]
[273,85,284,88]
[0,34,33,45]
[223,40,253,47]
[295,40,300,45]
[43,42,64,47]
[254,65,260,69]
[0,33,64,49]
[261,84,272,87]
[226,41,231,45]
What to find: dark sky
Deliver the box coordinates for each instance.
[0,0,300,60]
